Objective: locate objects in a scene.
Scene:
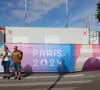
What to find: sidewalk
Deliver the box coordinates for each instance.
[0,70,100,77]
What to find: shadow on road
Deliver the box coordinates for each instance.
[48,60,69,90]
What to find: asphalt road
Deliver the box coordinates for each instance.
[0,70,100,90]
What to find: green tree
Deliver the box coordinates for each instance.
[96,2,100,22]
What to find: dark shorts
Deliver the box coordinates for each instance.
[14,62,21,72]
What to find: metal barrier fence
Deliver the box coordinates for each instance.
[0,43,100,72]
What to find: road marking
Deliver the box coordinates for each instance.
[26,87,77,90]
[25,74,84,79]
[0,77,2,79]
[0,74,99,82]
[1,74,100,80]
[0,80,92,87]
[0,74,84,80]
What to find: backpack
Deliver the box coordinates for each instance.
[18,50,23,60]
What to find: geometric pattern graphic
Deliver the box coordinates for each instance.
[75,44,100,71]
[5,44,75,72]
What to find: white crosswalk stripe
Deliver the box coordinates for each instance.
[25,74,84,79]
[0,74,84,80]
[25,87,77,90]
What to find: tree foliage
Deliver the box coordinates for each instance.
[97,2,100,22]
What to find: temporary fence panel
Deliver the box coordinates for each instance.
[0,43,4,72]
[5,27,89,44]
[75,44,100,71]
[5,44,75,72]
[0,43,100,72]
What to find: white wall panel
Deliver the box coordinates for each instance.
[5,27,89,44]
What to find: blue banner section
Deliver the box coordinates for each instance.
[0,43,3,47]
[38,44,75,72]
[0,43,4,72]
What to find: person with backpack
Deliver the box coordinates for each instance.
[0,46,11,79]
[12,46,23,80]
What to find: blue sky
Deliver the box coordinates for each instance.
[0,0,100,29]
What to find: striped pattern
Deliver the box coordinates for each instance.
[76,45,93,71]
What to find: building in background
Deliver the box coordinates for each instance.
[0,27,4,43]
[0,31,4,43]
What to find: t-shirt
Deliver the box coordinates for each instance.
[12,51,21,63]
[1,51,11,61]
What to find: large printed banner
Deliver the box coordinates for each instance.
[5,44,75,72]
[75,44,100,71]
[1,43,100,72]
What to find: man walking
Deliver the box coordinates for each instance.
[12,46,23,80]
[0,46,11,79]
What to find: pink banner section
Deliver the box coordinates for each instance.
[75,44,100,71]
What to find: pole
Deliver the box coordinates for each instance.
[25,0,27,27]
[25,0,27,14]
[89,28,91,44]
[66,0,68,28]
[88,14,91,45]
[4,26,6,44]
